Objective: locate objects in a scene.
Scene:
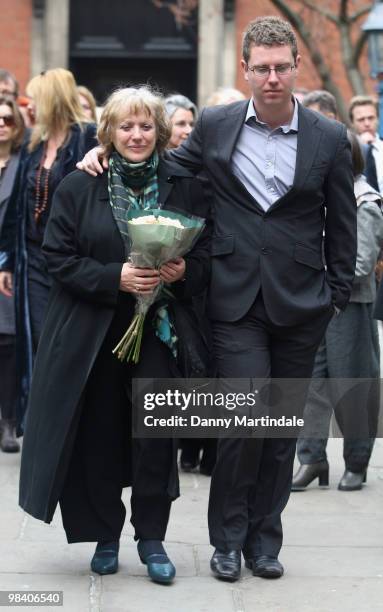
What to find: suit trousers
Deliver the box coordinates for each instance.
[208,292,333,557]
[297,303,379,472]
[59,309,178,544]
[0,335,17,422]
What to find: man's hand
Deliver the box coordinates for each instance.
[159,258,186,283]
[76,146,109,176]
[359,132,375,145]
[120,263,160,295]
[0,272,13,297]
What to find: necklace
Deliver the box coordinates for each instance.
[34,143,51,224]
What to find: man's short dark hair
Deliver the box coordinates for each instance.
[0,68,19,97]
[348,95,378,122]
[242,16,298,64]
[302,90,338,118]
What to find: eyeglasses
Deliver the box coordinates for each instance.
[247,63,295,78]
[0,89,17,99]
[0,115,15,127]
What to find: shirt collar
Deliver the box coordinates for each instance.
[245,96,299,133]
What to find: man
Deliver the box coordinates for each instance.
[77,16,356,581]
[0,69,18,100]
[301,89,337,120]
[170,16,355,581]
[349,95,382,193]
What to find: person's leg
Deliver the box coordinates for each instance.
[296,337,331,465]
[208,296,271,553]
[244,302,333,559]
[0,335,19,452]
[59,339,128,544]
[129,328,178,542]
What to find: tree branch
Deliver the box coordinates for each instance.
[350,5,374,23]
[296,0,338,24]
[353,30,368,65]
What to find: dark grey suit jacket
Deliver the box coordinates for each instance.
[169,100,357,326]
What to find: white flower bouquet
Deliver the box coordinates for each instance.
[113,208,205,363]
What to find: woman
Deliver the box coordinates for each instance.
[19,86,211,582]
[0,68,97,427]
[77,85,98,123]
[0,97,24,452]
[293,130,383,491]
[164,94,197,149]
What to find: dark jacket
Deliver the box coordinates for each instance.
[0,123,98,426]
[0,152,20,335]
[19,159,211,523]
[169,100,357,325]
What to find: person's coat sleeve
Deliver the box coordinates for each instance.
[324,125,357,310]
[42,176,122,306]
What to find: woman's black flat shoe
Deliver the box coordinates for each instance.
[90,541,119,575]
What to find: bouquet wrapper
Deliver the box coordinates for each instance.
[113,208,205,363]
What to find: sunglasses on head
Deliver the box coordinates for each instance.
[0,115,15,127]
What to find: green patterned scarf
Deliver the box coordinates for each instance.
[108,149,159,255]
[107,149,177,358]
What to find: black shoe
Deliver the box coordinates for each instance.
[210,549,241,581]
[245,555,284,579]
[291,461,329,491]
[90,541,119,575]
[338,469,366,491]
[180,459,198,472]
[0,420,20,453]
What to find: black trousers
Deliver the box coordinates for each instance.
[208,293,333,557]
[0,335,17,422]
[59,307,178,544]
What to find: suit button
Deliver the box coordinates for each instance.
[261,247,268,254]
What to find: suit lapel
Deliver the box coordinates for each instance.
[267,105,323,212]
[217,100,249,164]
[292,106,323,191]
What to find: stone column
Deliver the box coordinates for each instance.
[43,0,70,69]
[197,0,225,107]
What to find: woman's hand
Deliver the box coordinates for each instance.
[76,146,109,176]
[159,257,186,283]
[120,263,160,295]
[0,272,13,297]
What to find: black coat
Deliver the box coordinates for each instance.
[19,159,211,523]
[169,100,357,325]
[0,124,98,426]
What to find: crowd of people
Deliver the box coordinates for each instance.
[0,14,381,585]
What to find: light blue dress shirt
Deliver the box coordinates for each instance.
[231,98,299,211]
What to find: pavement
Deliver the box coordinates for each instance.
[0,437,383,612]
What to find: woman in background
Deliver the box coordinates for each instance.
[164,94,197,149]
[0,68,97,428]
[77,85,98,123]
[0,97,24,452]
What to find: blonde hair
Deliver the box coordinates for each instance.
[77,85,98,123]
[206,87,246,107]
[26,68,88,151]
[97,86,172,155]
[0,96,25,151]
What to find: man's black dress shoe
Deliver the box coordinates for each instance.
[90,541,119,575]
[210,549,241,581]
[338,469,366,491]
[291,460,329,491]
[245,555,284,579]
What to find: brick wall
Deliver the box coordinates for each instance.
[234,0,376,109]
[0,0,31,94]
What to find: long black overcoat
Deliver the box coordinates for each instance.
[19,158,211,523]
